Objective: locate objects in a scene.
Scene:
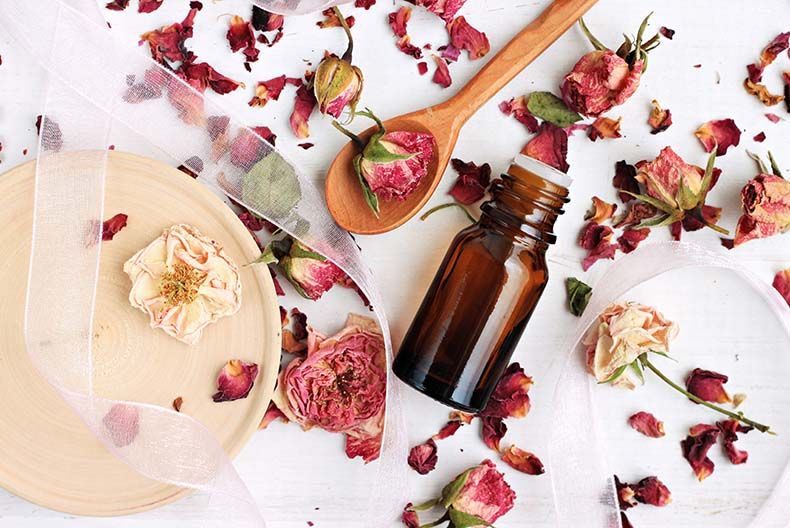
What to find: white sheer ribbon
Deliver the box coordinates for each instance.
[549,241,790,528]
[0,0,408,525]
[251,0,351,16]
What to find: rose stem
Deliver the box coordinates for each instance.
[332,6,354,62]
[420,203,477,224]
[331,120,365,149]
[641,357,774,434]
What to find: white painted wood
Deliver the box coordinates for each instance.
[1,0,790,526]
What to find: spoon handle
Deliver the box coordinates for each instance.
[439,0,599,124]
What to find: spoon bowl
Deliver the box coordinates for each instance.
[325,0,599,235]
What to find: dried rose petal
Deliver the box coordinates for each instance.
[773,269,790,307]
[449,410,474,424]
[172,396,183,412]
[686,368,731,404]
[447,16,490,60]
[613,160,640,203]
[106,0,130,9]
[401,504,420,528]
[248,75,301,107]
[766,113,782,123]
[407,0,466,23]
[345,429,382,463]
[103,404,140,447]
[417,62,428,75]
[396,35,423,59]
[229,126,273,169]
[681,423,720,481]
[432,56,452,88]
[177,61,241,95]
[317,8,354,29]
[102,213,128,241]
[212,359,259,402]
[479,362,532,419]
[615,476,637,510]
[587,116,622,141]
[617,228,650,254]
[659,26,675,39]
[501,446,544,475]
[717,419,753,465]
[695,119,741,156]
[259,401,288,429]
[449,158,491,205]
[282,329,307,354]
[628,411,665,438]
[744,79,785,106]
[754,132,767,142]
[585,196,617,224]
[388,6,411,38]
[408,438,438,475]
[579,222,617,271]
[434,420,464,440]
[499,96,539,133]
[524,122,569,173]
[439,44,461,63]
[633,476,672,506]
[138,0,163,13]
[648,99,673,134]
[140,7,198,65]
[290,84,316,139]
[481,416,506,451]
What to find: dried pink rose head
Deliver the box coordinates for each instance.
[562,50,642,117]
[686,368,732,404]
[280,240,346,300]
[408,438,438,475]
[635,146,704,212]
[272,314,386,455]
[442,460,516,526]
[314,54,364,119]
[213,359,259,402]
[123,224,242,345]
[583,302,678,388]
[733,172,790,247]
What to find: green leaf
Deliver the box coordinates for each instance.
[289,242,327,262]
[630,359,645,385]
[526,91,583,128]
[250,244,278,266]
[242,153,302,220]
[599,364,629,385]
[622,191,678,215]
[353,154,380,217]
[447,508,493,528]
[636,213,679,229]
[440,469,472,509]
[565,277,593,317]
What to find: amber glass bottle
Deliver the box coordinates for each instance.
[393,155,570,412]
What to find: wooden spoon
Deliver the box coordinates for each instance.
[325,0,599,235]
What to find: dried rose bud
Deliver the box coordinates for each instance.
[561,14,658,116]
[280,240,347,300]
[501,446,545,475]
[628,411,665,438]
[408,439,438,475]
[732,171,790,247]
[213,359,259,402]
[442,460,516,525]
[632,476,672,506]
[681,423,720,481]
[694,118,741,156]
[583,302,677,388]
[314,54,364,119]
[648,99,673,134]
[686,368,732,404]
[335,110,435,214]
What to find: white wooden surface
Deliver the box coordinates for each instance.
[2,0,790,526]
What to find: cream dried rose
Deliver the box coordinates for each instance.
[124,224,242,345]
[583,301,677,389]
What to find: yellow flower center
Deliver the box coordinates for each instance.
[159,262,207,306]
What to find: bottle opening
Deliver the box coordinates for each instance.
[513,154,573,189]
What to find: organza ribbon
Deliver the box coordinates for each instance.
[252,0,349,16]
[549,241,790,528]
[0,0,408,526]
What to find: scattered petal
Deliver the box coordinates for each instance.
[633,476,672,506]
[106,0,130,10]
[681,423,720,481]
[140,6,199,65]
[628,411,665,438]
[478,363,532,420]
[717,419,752,465]
[613,160,640,202]
[695,119,741,156]
[401,504,420,528]
[290,84,317,139]
[617,228,650,254]
[501,446,545,475]
[432,56,452,88]
[449,158,492,205]
[481,416,506,451]
[588,116,622,141]
[103,404,140,447]
[744,79,785,106]
[102,213,128,241]
[615,476,637,510]
[388,6,411,38]
[212,360,259,402]
[499,96,539,133]
[397,35,424,59]
[524,122,569,173]
[417,62,428,75]
[434,420,464,440]
[172,396,183,412]
[407,0,466,23]
[408,439,438,475]
[686,368,732,404]
[447,16,490,60]
[773,269,790,307]
[754,132,767,142]
[648,99,673,134]
[659,26,675,39]
[248,75,301,107]
[138,0,163,13]
[766,113,782,123]
[584,196,617,224]
[317,8,354,29]
[579,222,617,271]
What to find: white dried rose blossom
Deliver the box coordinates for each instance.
[583,301,678,389]
[124,224,242,345]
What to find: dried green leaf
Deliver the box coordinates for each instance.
[527,91,583,128]
[566,277,593,317]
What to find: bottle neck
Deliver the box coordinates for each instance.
[479,163,570,249]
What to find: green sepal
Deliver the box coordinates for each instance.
[526,91,583,128]
[447,508,493,528]
[622,191,678,215]
[769,151,783,178]
[289,242,327,262]
[354,154,380,217]
[598,364,629,385]
[250,244,279,266]
[636,213,680,229]
[578,17,608,51]
[697,149,718,205]
[566,277,593,317]
[440,468,473,509]
[630,359,645,385]
[279,257,311,299]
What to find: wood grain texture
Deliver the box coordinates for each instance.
[324,0,599,235]
[0,152,281,516]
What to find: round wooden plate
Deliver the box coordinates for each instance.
[0,152,281,516]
